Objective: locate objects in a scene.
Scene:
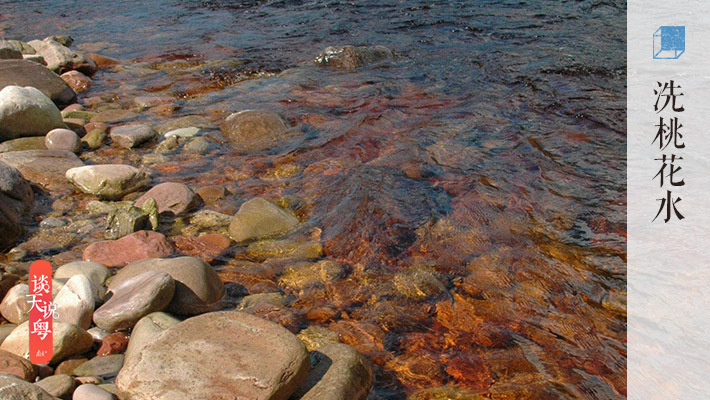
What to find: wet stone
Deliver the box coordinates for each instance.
[60,70,91,93]
[0,137,47,152]
[134,182,197,216]
[82,230,173,268]
[45,128,81,153]
[0,150,83,192]
[65,164,150,200]
[228,197,299,243]
[109,124,157,149]
[292,343,373,400]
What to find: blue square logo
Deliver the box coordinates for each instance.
[654,26,685,59]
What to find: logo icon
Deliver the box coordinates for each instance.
[653,26,685,59]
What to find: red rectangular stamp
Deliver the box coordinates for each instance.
[27,260,55,364]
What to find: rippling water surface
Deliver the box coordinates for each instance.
[1,1,626,398]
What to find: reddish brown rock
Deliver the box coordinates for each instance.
[195,185,228,203]
[171,234,231,262]
[83,122,107,134]
[82,230,173,268]
[0,149,83,192]
[60,71,92,93]
[134,182,197,216]
[96,333,129,356]
[0,349,37,381]
[85,53,120,69]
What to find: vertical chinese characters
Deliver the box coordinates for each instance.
[653,80,686,222]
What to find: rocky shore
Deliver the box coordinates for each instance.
[0,38,389,400]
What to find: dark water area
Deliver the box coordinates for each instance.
[1,0,626,398]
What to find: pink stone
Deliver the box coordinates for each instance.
[82,230,173,268]
[60,70,92,93]
[134,182,197,216]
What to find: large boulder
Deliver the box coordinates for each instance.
[65,164,150,200]
[0,161,33,250]
[220,110,299,152]
[0,59,76,107]
[314,45,394,69]
[228,197,299,243]
[0,85,64,142]
[116,311,310,400]
[109,257,223,315]
[0,149,83,192]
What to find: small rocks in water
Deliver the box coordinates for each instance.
[90,109,137,124]
[0,149,83,192]
[156,115,214,134]
[104,201,157,240]
[0,85,64,141]
[109,124,157,149]
[0,161,33,250]
[183,136,215,154]
[0,321,93,363]
[60,70,92,93]
[297,326,341,352]
[93,270,175,332]
[292,343,373,400]
[171,233,231,263]
[0,284,31,323]
[134,96,173,109]
[124,312,180,365]
[220,110,296,152]
[39,216,66,228]
[0,348,37,381]
[247,239,323,261]
[65,164,150,200]
[116,311,310,400]
[45,128,81,153]
[228,197,299,243]
[314,45,394,69]
[82,230,173,268]
[73,383,116,400]
[279,260,343,291]
[164,126,200,138]
[81,129,107,149]
[109,256,223,315]
[72,354,124,379]
[85,53,120,69]
[35,373,76,399]
[96,332,130,356]
[134,182,197,216]
[54,274,95,329]
[393,265,447,300]
[0,59,77,107]
[0,372,56,399]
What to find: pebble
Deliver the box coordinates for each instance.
[65,164,150,200]
[35,374,76,399]
[96,332,129,356]
[109,124,157,149]
[54,274,95,329]
[163,126,200,138]
[72,383,116,400]
[45,128,81,153]
[39,217,67,228]
[60,70,92,93]
[134,182,197,216]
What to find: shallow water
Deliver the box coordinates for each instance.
[1,1,626,398]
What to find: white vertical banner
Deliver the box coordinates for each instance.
[629,2,710,399]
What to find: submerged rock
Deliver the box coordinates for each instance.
[314,45,394,69]
[228,197,299,243]
[116,311,310,400]
[109,124,157,149]
[0,85,64,142]
[220,110,298,152]
[65,164,150,200]
[60,70,92,93]
[134,182,197,216]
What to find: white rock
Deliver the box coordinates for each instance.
[0,86,64,142]
[54,274,95,329]
[54,261,109,303]
[164,127,200,138]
